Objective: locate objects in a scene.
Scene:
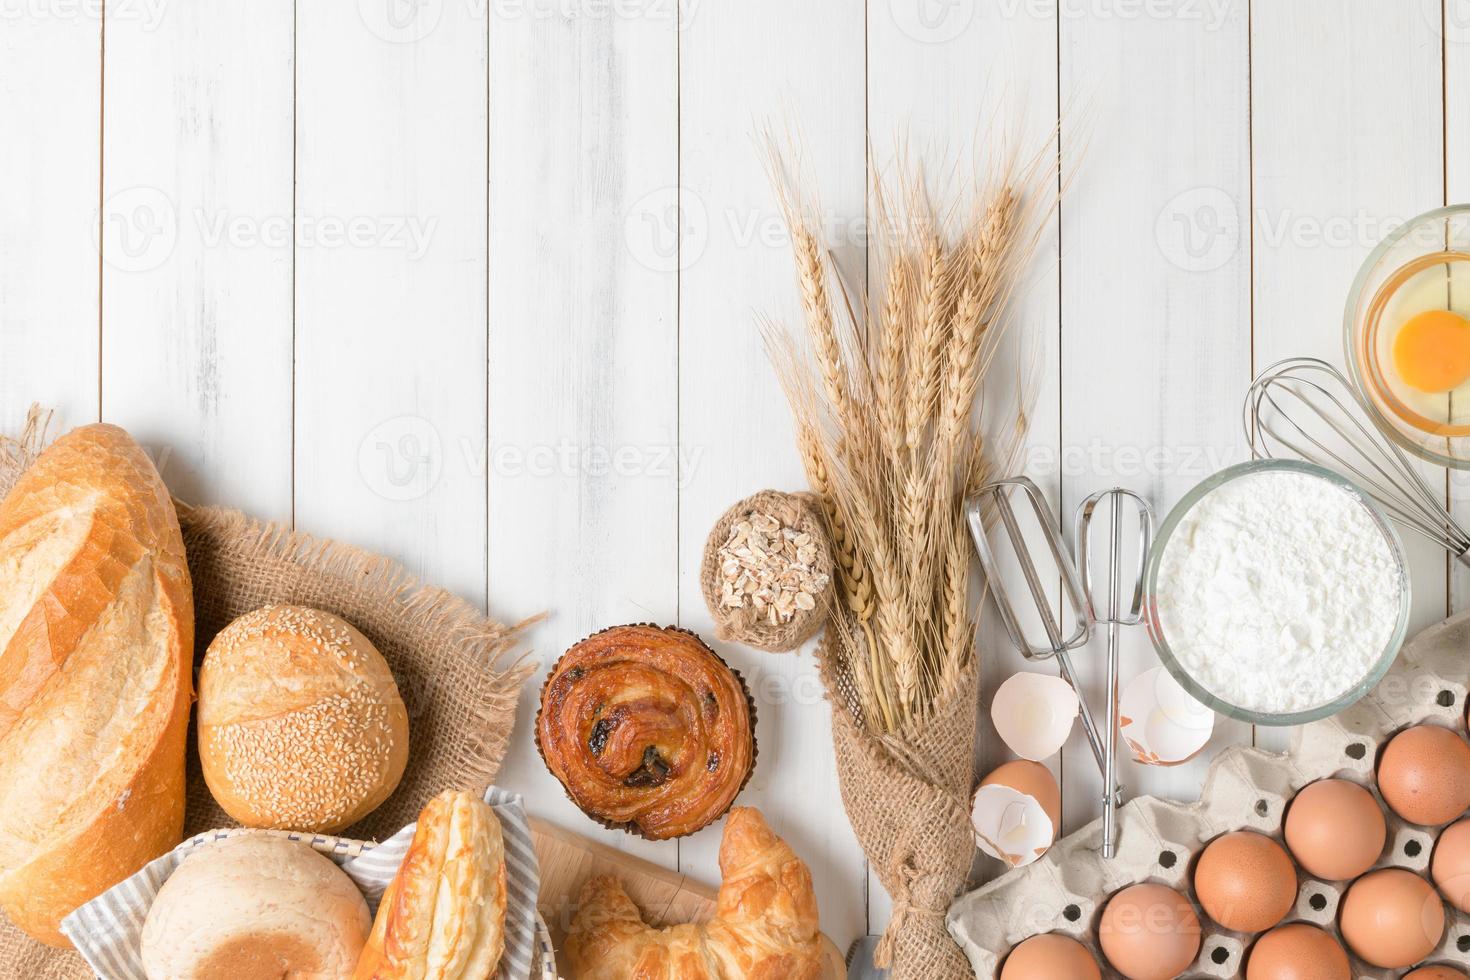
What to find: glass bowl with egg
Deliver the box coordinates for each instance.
[1143,459,1411,726]
[1346,203,1470,467]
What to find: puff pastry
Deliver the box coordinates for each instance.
[565,807,823,980]
[536,624,755,840]
[353,790,507,980]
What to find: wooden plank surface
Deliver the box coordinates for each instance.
[99,0,294,518]
[0,8,100,432]
[293,0,488,599]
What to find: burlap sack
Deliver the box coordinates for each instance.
[699,489,833,652]
[0,411,535,978]
[821,613,977,980]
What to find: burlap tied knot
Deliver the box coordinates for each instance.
[821,625,978,980]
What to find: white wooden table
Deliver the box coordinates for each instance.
[2,0,1466,959]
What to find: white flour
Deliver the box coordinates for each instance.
[1155,470,1401,714]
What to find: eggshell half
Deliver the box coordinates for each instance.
[972,761,1061,868]
[991,672,1079,761]
[1118,667,1214,766]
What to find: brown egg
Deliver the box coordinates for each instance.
[980,761,1062,828]
[1432,818,1470,913]
[1245,923,1350,980]
[1284,779,1386,880]
[1339,868,1446,968]
[1377,725,1470,826]
[1098,883,1201,980]
[1194,831,1297,933]
[1404,968,1470,980]
[999,933,1101,980]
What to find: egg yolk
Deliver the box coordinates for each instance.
[1393,309,1470,393]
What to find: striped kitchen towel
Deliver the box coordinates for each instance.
[60,786,542,980]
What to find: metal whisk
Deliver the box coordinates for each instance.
[1244,356,1470,562]
[966,477,1119,798]
[1075,489,1153,859]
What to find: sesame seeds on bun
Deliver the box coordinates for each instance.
[198,605,409,834]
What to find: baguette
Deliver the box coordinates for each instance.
[0,423,193,946]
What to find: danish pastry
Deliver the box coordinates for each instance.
[536,624,755,840]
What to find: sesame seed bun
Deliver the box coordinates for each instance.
[198,605,409,834]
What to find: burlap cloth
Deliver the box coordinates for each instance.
[0,412,536,979]
[821,613,977,980]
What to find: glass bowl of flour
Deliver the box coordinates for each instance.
[1145,459,1410,725]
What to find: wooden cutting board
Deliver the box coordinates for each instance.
[530,817,846,979]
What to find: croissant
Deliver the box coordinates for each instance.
[565,807,823,979]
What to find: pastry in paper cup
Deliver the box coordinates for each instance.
[534,624,757,841]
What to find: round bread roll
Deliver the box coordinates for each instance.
[199,605,409,833]
[140,834,370,980]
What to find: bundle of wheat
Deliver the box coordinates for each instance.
[765,142,1054,738]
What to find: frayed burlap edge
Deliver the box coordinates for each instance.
[0,406,538,979]
[174,501,538,803]
[818,614,977,980]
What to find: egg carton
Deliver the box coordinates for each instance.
[948,611,1470,979]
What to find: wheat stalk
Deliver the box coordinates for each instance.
[764,139,1054,734]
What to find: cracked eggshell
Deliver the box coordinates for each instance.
[991,672,1079,762]
[1118,666,1214,766]
[972,760,1061,868]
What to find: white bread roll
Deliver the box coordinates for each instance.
[0,423,193,946]
[353,790,507,980]
[199,605,409,833]
[141,834,371,980]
